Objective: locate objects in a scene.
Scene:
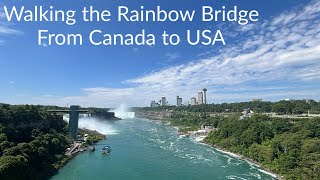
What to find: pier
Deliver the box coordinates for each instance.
[65,142,82,156]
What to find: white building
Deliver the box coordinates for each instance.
[198,92,203,105]
[161,97,167,106]
[151,100,159,107]
[191,97,197,106]
[177,96,182,107]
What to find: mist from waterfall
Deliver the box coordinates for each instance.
[112,104,135,119]
[61,103,135,136]
[79,117,119,135]
[63,115,119,135]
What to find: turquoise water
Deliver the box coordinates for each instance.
[51,118,277,180]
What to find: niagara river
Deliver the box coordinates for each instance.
[51,116,277,180]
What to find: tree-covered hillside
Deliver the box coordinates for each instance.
[202,115,320,179]
[167,112,320,179]
[0,104,71,180]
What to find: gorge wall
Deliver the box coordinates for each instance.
[134,110,173,120]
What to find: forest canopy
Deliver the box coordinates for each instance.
[0,104,71,180]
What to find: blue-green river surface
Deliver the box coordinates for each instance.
[51,117,277,180]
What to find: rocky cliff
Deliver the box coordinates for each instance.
[134,110,173,120]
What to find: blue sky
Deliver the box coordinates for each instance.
[0,0,319,107]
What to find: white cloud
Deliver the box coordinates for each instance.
[165,52,181,61]
[40,94,58,98]
[0,11,5,19]
[0,26,21,35]
[34,0,320,107]
[0,8,22,43]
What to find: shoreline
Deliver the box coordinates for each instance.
[52,128,107,177]
[206,144,283,180]
[70,128,107,156]
[159,119,283,180]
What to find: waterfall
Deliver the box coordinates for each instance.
[112,104,135,119]
[63,115,119,135]
[78,117,118,135]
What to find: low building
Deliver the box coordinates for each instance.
[151,100,159,107]
[240,108,253,120]
[194,129,207,135]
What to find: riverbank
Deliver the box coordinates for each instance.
[66,128,106,156]
[53,128,107,175]
[205,143,283,180]
[157,119,283,180]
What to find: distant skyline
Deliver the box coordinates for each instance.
[0,0,320,107]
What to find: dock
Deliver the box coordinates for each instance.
[65,142,82,156]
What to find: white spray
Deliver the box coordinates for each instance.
[112,104,135,119]
[63,114,119,135]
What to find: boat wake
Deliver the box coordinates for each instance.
[129,119,277,179]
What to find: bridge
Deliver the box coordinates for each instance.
[48,105,88,140]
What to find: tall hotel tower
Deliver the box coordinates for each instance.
[203,88,207,104]
[198,92,203,105]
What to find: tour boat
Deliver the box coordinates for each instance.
[101,145,111,154]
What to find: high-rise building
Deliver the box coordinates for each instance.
[177,96,182,106]
[161,97,166,106]
[179,98,182,106]
[198,91,203,105]
[191,97,197,106]
[203,88,207,104]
